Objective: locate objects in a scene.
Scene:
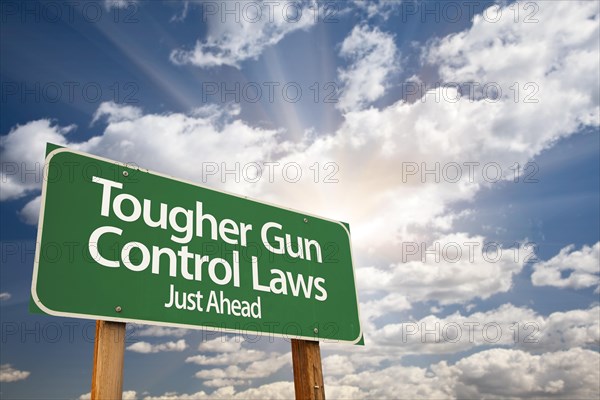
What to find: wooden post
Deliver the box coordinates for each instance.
[91,321,126,400]
[291,339,325,400]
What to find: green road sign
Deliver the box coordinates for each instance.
[31,145,362,344]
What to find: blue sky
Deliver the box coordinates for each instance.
[1,1,599,398]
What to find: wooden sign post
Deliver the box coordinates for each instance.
[291,339,325,400]
[91,321,126,400]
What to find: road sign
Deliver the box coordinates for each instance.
[31,145,362,344]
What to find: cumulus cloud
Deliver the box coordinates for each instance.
[425,1,599,129]
[170,1,316,68]
[0,292,11,301]
[186,349,266,366]
[352,0,400,20]
[371,304,600,355]
[323,302,599,383]
[194,352,291,386]
[143,382,294,400]
[1,2,598,323]
[18,195,41,225]
[79,390,137,400]
[88,347,600,399]
[322,354,356,376]
[358,233,531,306]
[126,339,187,354]
[187,338,289,388]
[3,101,283,226]
[264,0,598,262]
[0,364,30,382]
[0,120,71,201]
[328,362,453,399]
[195,352,291,380]
[337,25,398,112]
[4,2,598,266]
[448,347,599,399]
[103,0,137,11]
[360,292,411,323]
[92,101,143,125]
[327,347,599,399]
[532,242,600,291]
[132,325,189,338]
[3,2,599,400]
[197,337,246,353]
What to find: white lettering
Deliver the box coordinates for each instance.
[88,225,122,267]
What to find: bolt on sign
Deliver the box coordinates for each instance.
[31,144,363,344]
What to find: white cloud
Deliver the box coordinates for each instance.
[133,325,189,338]
[1,1,598,322]
[170,1,189,23]
[124,391,139,400]
[3,101,283,225]
[0,120,72,201]
[186,349,266,366]
[328,362,453,399]
[143,382,293,400]
[352,0,399,20]
[360,292,411,325]
[194,352,291,383]
[123,347,600,399]
[79,390,137,400]
[188,340,287,387]
[322,354,355,376]
[532,242,600,291]
[126,339,187,354]
[197,337,245,353]
[5,1,598,263]
[223,382,294,399]
[103,0,137,11]
[87,346,599,399]
[327,347,600,399]
[534,306,600,352]
[2,2,599,400]
[425,1,599,130]
[358,233,531,306]
[18,195,41,225]
[0,292,11,301]
[170,1,316,68]
[0,364,30,382]
[337,25,398,112]
[203,379,248,388]
[371,304,600,355]
[448,347,599,399]
[92,101,143,125]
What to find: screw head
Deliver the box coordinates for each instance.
[122,171,129,177]
[304,218,308,223]
[115,306,122,313]
[313,327,319,334]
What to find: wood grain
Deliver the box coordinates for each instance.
[91,321,126,400]
[291,339,325,400]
